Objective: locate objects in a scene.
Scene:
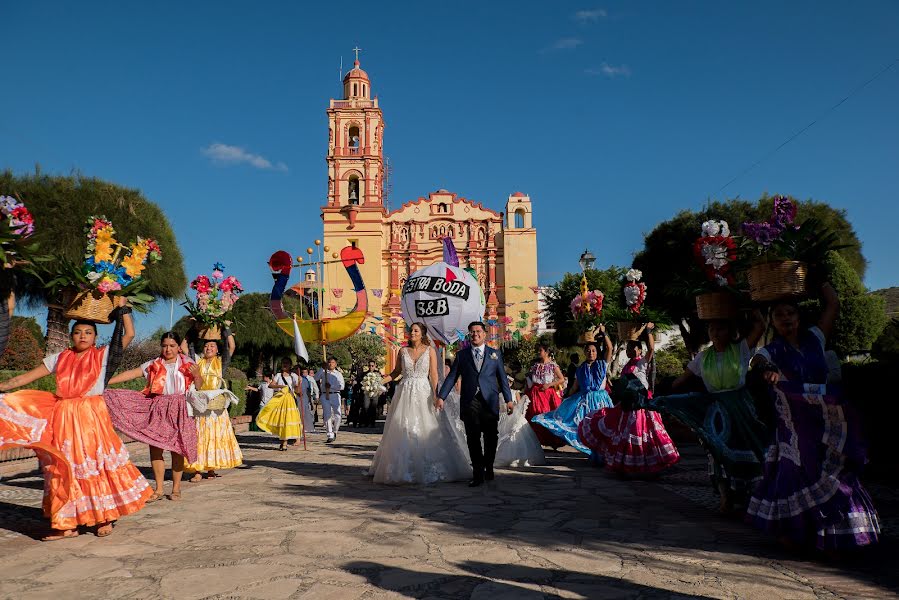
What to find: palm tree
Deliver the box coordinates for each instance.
[0,169,187,354]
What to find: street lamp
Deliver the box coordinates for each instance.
[579,249,596,272]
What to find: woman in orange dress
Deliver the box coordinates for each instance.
[0,309,152,540]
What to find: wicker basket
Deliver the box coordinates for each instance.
[747,261,808,302]
[64,289,114,324]
[198,325,222,340]
[695,291,739,321]
[616,321,644,341]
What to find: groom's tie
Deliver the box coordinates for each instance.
[474,347,483,371]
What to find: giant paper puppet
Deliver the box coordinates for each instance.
[400,239,485,345]
[268,246,367,345]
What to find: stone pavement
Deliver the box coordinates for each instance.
[0,427,896,600]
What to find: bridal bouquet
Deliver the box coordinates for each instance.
[361,371,386,397]
[183,262,244,328]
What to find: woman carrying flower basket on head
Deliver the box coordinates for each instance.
[105,331,198,502]
[579,323,681,474]
[532,326,614,454]
[182,336,243,481]
[0,299,153,540]
[525,343,565,449]
[179,264,244,480]
[746,283,880,553]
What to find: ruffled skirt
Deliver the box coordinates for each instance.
[651,388,768,498]
[255,389,302,441]
[0,391,151,530]
[579,406,679,473]
[531,389,613,454]
[185,406,243,471]
[525,385,564,448]
[745,382,879,550]
[496,396,546,467]
[103,389,198,463]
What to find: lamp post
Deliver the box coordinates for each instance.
[578,249,595,300]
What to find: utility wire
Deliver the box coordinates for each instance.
[714,57,899,196]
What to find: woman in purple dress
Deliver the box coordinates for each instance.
[747,283,880,552]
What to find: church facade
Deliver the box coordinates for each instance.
[321,58,539,358]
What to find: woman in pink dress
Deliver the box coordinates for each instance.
[579,324,680,474]
[525,344,565,448]
[105,331,198,502]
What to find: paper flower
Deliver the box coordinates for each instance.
[625,269,642,283]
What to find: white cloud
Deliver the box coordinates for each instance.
[574,9,607,23]
[585,62,631,77]
[201,143,288,172]
[540,37,584,53]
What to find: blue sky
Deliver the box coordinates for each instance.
[2,1,897,337]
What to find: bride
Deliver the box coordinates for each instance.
[368,323,470,484]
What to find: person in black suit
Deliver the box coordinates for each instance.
[438,321,514,487]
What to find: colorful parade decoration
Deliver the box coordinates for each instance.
[268,246,368,344]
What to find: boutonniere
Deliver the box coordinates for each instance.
[490,352,498,360]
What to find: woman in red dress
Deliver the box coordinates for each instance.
[0,308,152,540]
[525,343,565,448]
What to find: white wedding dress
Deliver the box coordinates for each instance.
[368,348,471,484]
[440,388,546,468]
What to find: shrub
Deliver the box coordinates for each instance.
[0,324,44,370]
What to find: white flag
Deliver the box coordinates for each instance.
[292,318,309,363]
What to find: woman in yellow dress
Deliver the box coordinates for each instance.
[184,334,243,480]
[255,357,302,450]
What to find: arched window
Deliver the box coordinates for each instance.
[353,83,358,96]
[438,203,448,213]
[440,226,446,236]
[348,175,361,205]
[348,126,360,154]
[514,209,526,229]
[448,225,455,238]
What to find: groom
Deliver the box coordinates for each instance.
[438,321,514,487]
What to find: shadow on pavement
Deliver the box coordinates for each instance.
[344,559,716,599]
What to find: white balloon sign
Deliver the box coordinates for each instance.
[401,262,485,345]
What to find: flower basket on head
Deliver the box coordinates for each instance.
[183,263,243,338]
[746,261,807,302]
[695,291,739,320]
[45,216,162,323]
[197,325,222,341]
[616,321,644,341]
[740,196,844,302]
[64,288,115,324]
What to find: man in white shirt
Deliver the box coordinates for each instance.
[316,357,345,443]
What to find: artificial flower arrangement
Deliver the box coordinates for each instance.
[182,262,244,337]
[691,219,742,319]
[361,370,386,398]
[740,195,844,265]
[739,195,846,301]
[693,220,737,288]
[600,269,669,340]
[0,195,38,267]
[46,215,162,320]
[569,279,605,334]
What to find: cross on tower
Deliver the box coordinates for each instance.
[353,46,362,62]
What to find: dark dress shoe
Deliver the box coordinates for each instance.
[468,478,484,488]
[485,469,495,481]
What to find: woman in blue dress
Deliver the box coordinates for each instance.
[532,326,613,454]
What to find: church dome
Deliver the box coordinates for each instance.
[511,191,527,198]
[343,60,369,83]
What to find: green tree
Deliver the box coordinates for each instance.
[0,169,186,353]
[0,322,44,370]
[820,251,886,356]
[872,319,899,362]
[228,292,291,376]
[632,195,865,352]
[545,266,627,347]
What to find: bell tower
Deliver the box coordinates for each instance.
[322,49,387,322]
[324,49,385,219]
